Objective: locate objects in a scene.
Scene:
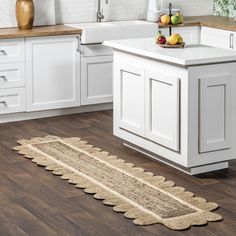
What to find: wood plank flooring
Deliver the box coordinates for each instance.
[0,110,235,236]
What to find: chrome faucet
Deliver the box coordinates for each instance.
[97,0,109,22]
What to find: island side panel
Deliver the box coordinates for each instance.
[113,50,189,167]
[187,63,236,167]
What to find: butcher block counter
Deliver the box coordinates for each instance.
[0,25,82,39]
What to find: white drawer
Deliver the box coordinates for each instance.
[0,63,25,89]
[0,88,26,114]
[0,38,25,64]
[81,44,113,57]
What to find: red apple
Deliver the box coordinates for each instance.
[158,36,166,44]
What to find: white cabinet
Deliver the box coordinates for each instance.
[81,55,113,105]
[81,44,113,105]
[0,63,25,89]
[0,38,26,115]
[199,74,232,153]
[145,71,180,151]
[0,38,25,64]
[0,88,26,114]
[201,27,235,50]
[115,62,180,151]
[117,64,145,136]
[161,26,200,45]
[26,35,80,112]
[113,50,236,174]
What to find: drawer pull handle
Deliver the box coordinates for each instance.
[0,100,7,106]
[0,50,7,55]
[0,75,7,81]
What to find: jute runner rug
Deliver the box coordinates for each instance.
[13,136,222,231]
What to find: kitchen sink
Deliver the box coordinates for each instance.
[65,20,158,44]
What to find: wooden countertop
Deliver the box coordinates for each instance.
[159,15,236,32]
[0,25,82,39]
[1,16,236,39]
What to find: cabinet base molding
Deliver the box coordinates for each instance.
[0,103,112,124]
[124,143,229,175]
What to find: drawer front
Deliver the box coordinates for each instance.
[0,63,25,89]
[81,44,113,57]
[0,88,26,114]
[0,38,25,63]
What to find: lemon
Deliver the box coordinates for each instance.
[161,15,171,25]
[174,33,183,44]
[167,34,179,45]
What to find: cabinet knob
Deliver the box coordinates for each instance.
[0,50,7,55]
[0,75,7,81]
[0,100,7,106]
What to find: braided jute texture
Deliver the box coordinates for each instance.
[13,136,223,230]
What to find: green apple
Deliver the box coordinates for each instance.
[171,15,180,25]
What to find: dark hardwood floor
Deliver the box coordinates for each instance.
[0,110,235,236]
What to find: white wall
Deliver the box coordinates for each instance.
[56,0,213,24]
[0,0,213,28]
[0,0,55,28]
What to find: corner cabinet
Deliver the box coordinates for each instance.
[26,35,80,111]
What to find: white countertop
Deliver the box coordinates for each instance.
[104,38,236,66]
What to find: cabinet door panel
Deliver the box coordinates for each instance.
[81,56,113,105]
[145,71,180,151]
[199,75,232,153]
[119,64,145,136]
[26,36,80,111]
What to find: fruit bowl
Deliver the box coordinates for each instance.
[159,23,184,28]
[156,32,184,49]
[157,42,185,48]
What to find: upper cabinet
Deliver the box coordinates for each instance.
[201,26,236,50]
[26,35,80,112]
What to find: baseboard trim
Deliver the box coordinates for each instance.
[124,142,229,175]
[0,103,113,124]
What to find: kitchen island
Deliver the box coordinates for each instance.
[104,38,236,175]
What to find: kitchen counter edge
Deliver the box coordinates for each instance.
[0,25,82,39]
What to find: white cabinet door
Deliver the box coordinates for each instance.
[145,70,180,151]
[161,26,200,45]
[201,27,233,50]
[199,74,232,153]
[26,35,80,111]
[81,55,113,105]
[118,64,145,136]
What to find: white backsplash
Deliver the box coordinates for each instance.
[0,0,213,28]
[0,0,55,28]
[56,0,213,24]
